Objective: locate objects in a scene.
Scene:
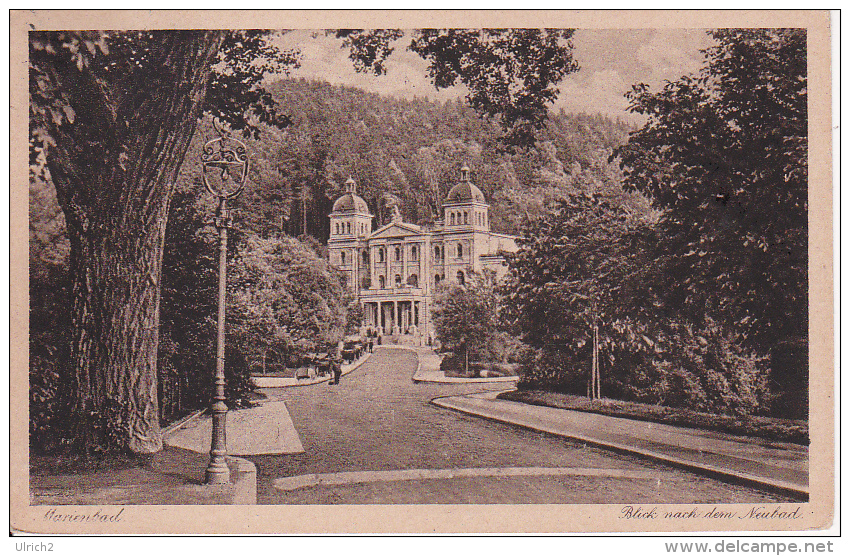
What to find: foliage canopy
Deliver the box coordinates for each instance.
[613,29,808,350]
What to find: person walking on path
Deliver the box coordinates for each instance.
[368,335,374,353]
[330,339,344,385]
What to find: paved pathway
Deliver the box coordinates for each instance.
[246,347,794,505]
[435,391,808,499]
[167,400,304,456]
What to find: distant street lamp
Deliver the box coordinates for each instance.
[201,120,248,484]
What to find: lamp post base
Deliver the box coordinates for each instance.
[206,401,230,485]
[205,461,231,485]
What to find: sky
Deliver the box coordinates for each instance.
[272,29,714,124]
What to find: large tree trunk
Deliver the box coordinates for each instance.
[42,31,224,454]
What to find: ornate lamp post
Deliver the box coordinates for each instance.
[201,120,248,484]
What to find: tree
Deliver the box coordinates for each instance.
[502,193,659,396]
[432,272,499,376]
[29,28,579,455]
[613,29,808,355]
[227,235,350,368]
[337,29,580,147]
[502,193,768,415]
[29,31,298,454]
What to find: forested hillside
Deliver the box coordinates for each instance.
[173,78,648,241]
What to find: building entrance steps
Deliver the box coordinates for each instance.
[432,390,809,500]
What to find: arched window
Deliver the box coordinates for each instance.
[457,243,463,259]
[395,246,401,261]
[408,274,418,287]
[362,250,369,264]
[450,213,455,225]
[457,270,465,285]
[335,223,339,235]
[340,251,346,265]
[395,274,402,288]
[379,248,385,263]
[411,245,417,260]
[434,246,441,260]
[435,274,441,285]
[464,211,468,225]
[378,275,386,289]
[346,222,351,234]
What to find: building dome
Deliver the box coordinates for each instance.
[332,193,370,213]
[332,177,370,213]
[445,165,486,204]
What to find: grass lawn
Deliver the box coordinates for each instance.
[498,389,808,446]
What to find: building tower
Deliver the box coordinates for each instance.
[443,165,489,231]
[441,165,490,282]
[328,177,374,295]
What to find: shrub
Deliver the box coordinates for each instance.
[468,361,486,376]
[515,320,768,417]
[517,347,587,395]
[483,330,526,364]
[432,271,500,375]
[225,340,255,409]
[440,353,462,373]
[29,354,65,454]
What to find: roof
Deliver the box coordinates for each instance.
[370,221,425,239]
[445,181,486,204]
[445,166,487,204]
[332,192,370,214]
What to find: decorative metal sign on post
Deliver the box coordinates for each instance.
[201,119,248,485]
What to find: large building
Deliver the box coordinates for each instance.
[328,166,518,344]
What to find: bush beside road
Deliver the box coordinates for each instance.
[498,389,808,446]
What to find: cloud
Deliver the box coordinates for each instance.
[635,30,710,86]
[269,29,711,122]
[554,68,638,123]
[270,31,463,102]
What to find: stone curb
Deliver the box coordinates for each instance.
[161,422,258,504]
[414,374,519,384]
[162,408,207,438]
[251,352,371,388]
[226,456,258,505]
[431,394,809,502]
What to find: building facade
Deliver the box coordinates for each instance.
[328,167,518,344]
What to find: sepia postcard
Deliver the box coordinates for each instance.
[10,9,834,534]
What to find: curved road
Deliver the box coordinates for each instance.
[248,347,790,504]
